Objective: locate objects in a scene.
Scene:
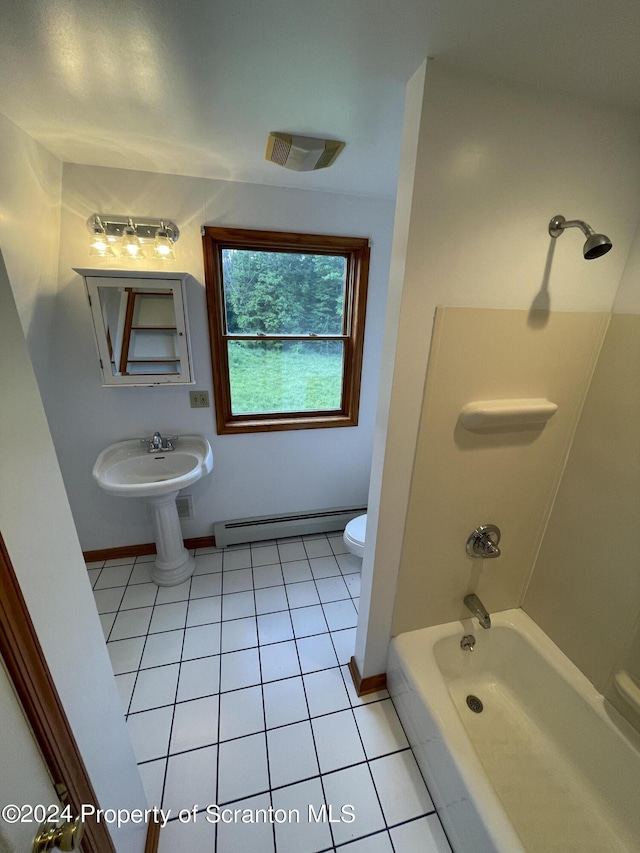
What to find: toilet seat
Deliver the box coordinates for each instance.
[343,513,367,558]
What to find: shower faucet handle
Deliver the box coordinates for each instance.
[466,524,501,558]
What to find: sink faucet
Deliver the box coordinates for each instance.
[143,432,177,453]
[464,594,491,629]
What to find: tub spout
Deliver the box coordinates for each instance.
[464,594,491,629]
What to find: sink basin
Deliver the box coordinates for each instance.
[93,435,213,498]
[93,435,214,586]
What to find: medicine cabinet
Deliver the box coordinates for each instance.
[75,269,194,386]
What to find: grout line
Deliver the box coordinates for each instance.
[95,532,442,850]
[211,597,224,850]
[290,599,337,851]
[102,603,355,631]
[111,632,357,679]
[338,666,392,834]
[303,543,343,678]
[127,691,396,730]
[157,577,190,812]
[130,563,184,806]
[249,564,278,851]
[333,828,394,850]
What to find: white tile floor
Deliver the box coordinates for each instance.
[88,533,453,853]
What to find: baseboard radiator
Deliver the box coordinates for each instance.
[213,506,366,548]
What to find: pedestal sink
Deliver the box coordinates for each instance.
[93,435,213,586]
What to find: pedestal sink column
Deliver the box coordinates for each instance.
[93,435,213,586]
[148,491,195,586]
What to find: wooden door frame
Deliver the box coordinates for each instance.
[0,531,116,853]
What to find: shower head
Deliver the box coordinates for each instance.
[549,215,612,259]
[582,232,613,260]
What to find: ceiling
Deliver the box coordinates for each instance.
[1,0,640,199]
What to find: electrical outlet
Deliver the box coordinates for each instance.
[189,390,210,408]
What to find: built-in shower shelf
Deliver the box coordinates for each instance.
[614,670,640,717]
[460,398,558,430]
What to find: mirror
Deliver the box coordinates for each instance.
[75,269,193,386]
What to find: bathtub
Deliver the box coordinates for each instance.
[387,608,640,853]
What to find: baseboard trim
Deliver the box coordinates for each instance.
[84,543,156,563]
[185,536,216,551]
[83,536,217,564]
[348,655,387,696]
[144,819,161,853]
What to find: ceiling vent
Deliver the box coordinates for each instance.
[265,133,345,171]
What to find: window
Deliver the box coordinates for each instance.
[202,227,370,434]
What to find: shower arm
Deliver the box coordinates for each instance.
[548,214,612,259]
[549,216,595,238]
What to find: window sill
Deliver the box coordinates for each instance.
[216,411,359,434]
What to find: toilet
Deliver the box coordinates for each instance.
[343,513,367,558]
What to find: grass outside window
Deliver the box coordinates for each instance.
[202,227,370,434]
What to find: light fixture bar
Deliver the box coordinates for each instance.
[86,215,180,243]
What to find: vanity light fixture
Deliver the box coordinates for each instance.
[88,216,115,257]
[86,214,180,259]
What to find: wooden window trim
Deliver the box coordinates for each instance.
[202,227,370,434]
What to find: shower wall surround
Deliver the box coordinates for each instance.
[359,61,640,678]
[524,312,640,726]
[391,306,608,634]
[519,218,640,729]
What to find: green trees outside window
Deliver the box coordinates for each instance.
[222,249,346,414]
[203,227,370,434]
[223,249,346,336]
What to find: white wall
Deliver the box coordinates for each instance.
[612,218,640,314]
[0,111,61,387]
[50,164,395,551]
[357,61,640,676]
[355,61,427,679]
[0,115,147,853]
[0,257,147,852]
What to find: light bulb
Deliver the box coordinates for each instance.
[153,222,176,260]
[89,218,115,257]
[121,219,144,259]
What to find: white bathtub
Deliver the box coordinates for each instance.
[387,608,640,853]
